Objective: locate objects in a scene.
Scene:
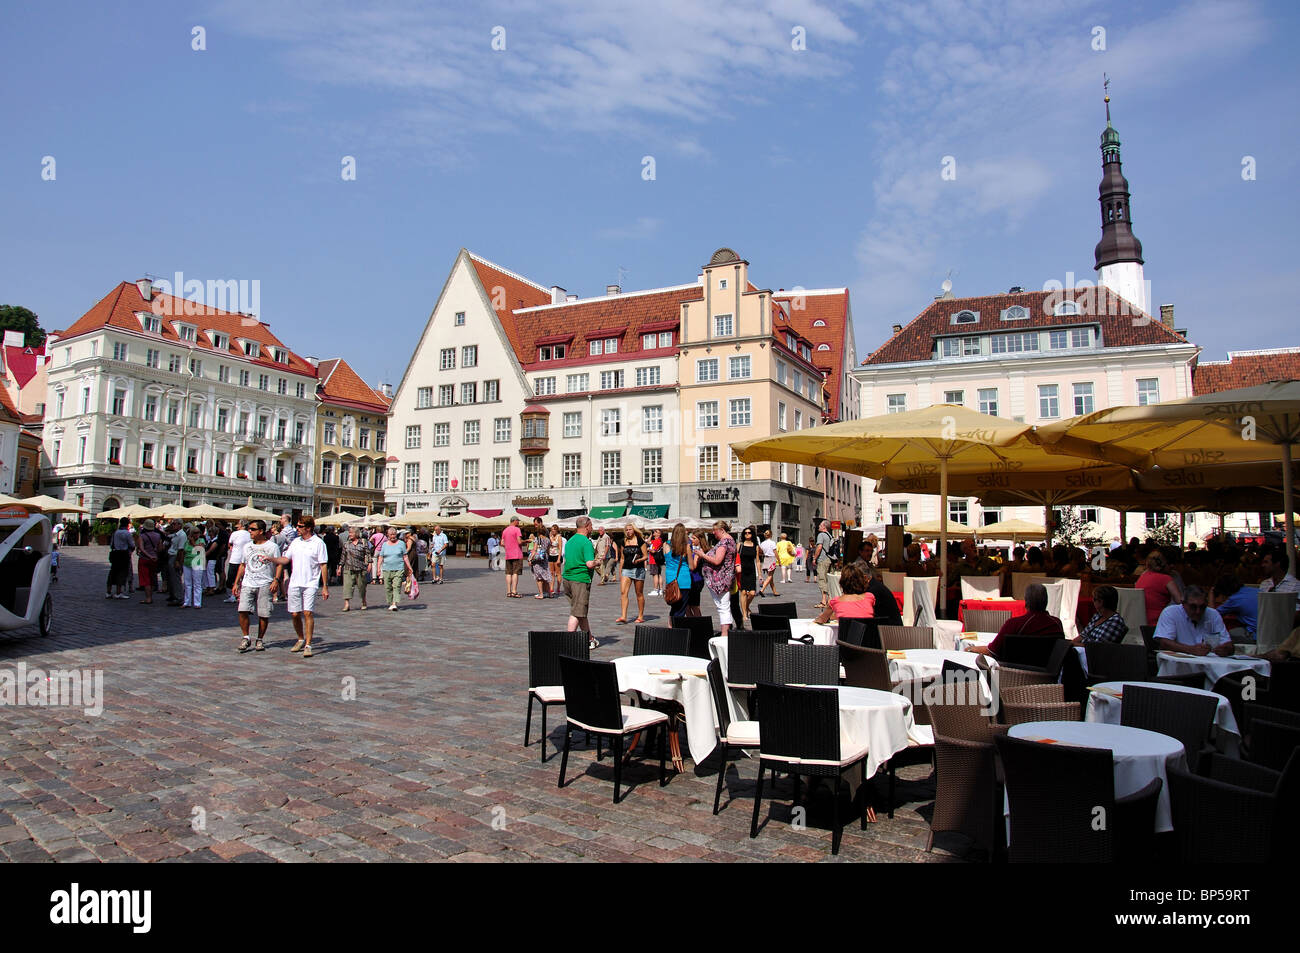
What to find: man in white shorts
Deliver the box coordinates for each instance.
[232,519,280,653]
[272,515,329,658]
[224,519,252,603]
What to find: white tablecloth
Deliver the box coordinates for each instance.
[1006,721,1186,832]
[887,648,981,683]
[1155,651,1271,691]
[1085,681,1240,739]
[953,631,997,651]
[790,618,839,646]
[815,685,919,779]
[614,654,716,764]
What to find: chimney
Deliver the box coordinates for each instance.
[550,286,566,305]
[891,324,903,334]
[381,383,394,398]
[305,356,319,367]
[136,278,153,301]
[566,293,578,302]
[605,284,621,296]
[1159,303,1175,328]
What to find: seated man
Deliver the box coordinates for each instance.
[1211,573,1258,638]
[1264,626,1300,663]
[1074,584,1128,645]
[1153,585,1232,657]
[974,583,1064,657]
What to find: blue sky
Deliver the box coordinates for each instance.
[3,0,1297,389]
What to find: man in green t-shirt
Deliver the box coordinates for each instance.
[562,516,598,648]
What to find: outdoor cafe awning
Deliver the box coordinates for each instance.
[630,504,669,518]
[589,505,627,519]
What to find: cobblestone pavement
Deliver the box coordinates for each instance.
[0,549,969,863]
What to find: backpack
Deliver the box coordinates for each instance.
[828,536,843,561]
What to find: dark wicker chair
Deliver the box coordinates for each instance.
[1060,641,1089,704]
[750,683,870,855]
[705,659,759,814]
[749,614,792,635]
[773,643,840,687]
[838,641,894,692]
[726,631,790,690]
[929,734,999,853]
[1001,684,1065,706]
[995,635,1060,669]
[1085,643,1148,683]
[879,625,934,651]
[557,656,669,802]
[525,630,589,761]
[963,608,1013,633]
[1169,753,1287,862]
[1213,670,1271,732]
[1002,699,1082,725]
[927,699,1006,742]
[995,733,1162,862]
[1120,684,1219,773]
[1246,717,1300,772]
[1268,660,1300,712]
[760,601,798,619]
[1153,673,1208,689]
[992,664,1057,690]
[839,618,882,649]
[632,625,689,657]
[670,615,715,659]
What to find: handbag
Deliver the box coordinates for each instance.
[663,580,680,604]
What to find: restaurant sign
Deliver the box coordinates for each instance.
[511,495,553,507]
[697,487,740,502]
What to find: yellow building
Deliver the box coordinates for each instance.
[313,358,391,517]
[677,248,833,538]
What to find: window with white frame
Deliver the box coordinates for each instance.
[952,310,979,325]
[494,418,511,442]
[237,368,249,387]
[178,325,196,343]
[188,403,201,428]
[728,398,751,427]
[258,374,269,391]
[658,331,672,348]
[601,408,621,436]
[729,449,751,480]
[1137,379,1160,406]
[404,462,420,493]
[534,376,556,396]
[454,312,465,327]
[462,345,478,368]
[697,401,719,429]
[992,332,1039,354]
[887,394,907,414]
[524,455,544,489]
[112,341,129,361]
[729,355,752,379]
[1073,382,1095,415]
[794,410,803,431]
[168,353,182,373]
[563,412,582,438]
[145,348,159,368]
[697,445,719,481]
[464,419,480,445]
[523,416,547,439]
[405,425,421,449]
[776,361,787,385]
[561,453,581,488]
[1038,384,1060,419]
[110,388,126,416]
[890,502,909,525]
[632,405,658,435]
[1145,511,1167,530]
[434,422,450,447]
[460,381,477,404]
[982,507,1002,526]
[435,384,452,406]
[417,387,433,408]
[220,365,230,383]
[714,314,733,336]
[141,442,155,468]
[642,448,662,484]
[462,459,479,491]
[696,358,719,383]
[493,457,510,490]
[777,401,787,431]
[600,369,623,390]
[944,390,965,405]
[1054,301,1081,316]
[484,380,499,402]
[107,438,122,465]
[641,333,657,350]
[941,336,981,358]
[336,461,349,486]
[978,388,999,416]
[948,499,969,525]
[603,337,619,354]
[1001,306,1029,321]
[320,458,334,485]
[600,451,621,486]
[376,431,386,452]
[566,373,589,393]
[324,421,336,445]
[635,366,660,387]
[589,339,603,356]
[440,348,455,370]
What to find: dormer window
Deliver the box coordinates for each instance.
[1000,306,1029,321]
[812,319,827,327]
[801,345,811,361]
[539,346,552,361]
[272,347,288,364]
[817,343,831,351]
[1054,301,1081,316]
[951,310,979,325]
[209,332,228,350]
[176,324,196,342]
[240,340,260,358]
[137,312,162,334]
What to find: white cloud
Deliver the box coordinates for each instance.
[597,217,664,240]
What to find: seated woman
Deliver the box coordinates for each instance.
[1073,584,1128,645]
[814,563,875,624]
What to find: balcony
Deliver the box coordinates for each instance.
[519,436,549,455]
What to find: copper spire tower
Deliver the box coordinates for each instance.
[1093,79,1148,313]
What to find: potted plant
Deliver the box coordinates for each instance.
[215,469,225,477]
[256,475,267,482]
[237,471,249,479]
[165,464,176,471]
[92,518,116,545]
[142,463,153,470]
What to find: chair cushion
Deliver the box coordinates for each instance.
[567,705,669,735]
[724,720,760,746]
[529,685,564,703]
[761,742,870,768]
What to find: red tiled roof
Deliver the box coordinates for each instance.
[862,287,1189,366]
[0,386,20,422]
[58,282,319,378]
[1193,350,1300,394]
[2,346,44,389]
[775,290,849,420]
[317,358,391,413]
[468,256,554,359]
[511,286,702,369]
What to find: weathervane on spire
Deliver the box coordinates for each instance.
[1103,73,1111,122]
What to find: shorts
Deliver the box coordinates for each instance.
[622,568,645,581]
[287,585,318,614]
[238,584,273,618]
[563,579,590,617]
[817,558,831,588]
[505,558,523,574]
[711,589,734,626]
[432,553,446,566]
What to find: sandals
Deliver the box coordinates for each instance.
[254,639,266,651]
[614,618,628,625]
[238,637,251,654]
[633,618,644,624]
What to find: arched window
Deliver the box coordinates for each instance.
[1054,301,1080,316]
[951,310,979,325]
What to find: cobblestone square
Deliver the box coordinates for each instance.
[0,549,965,863]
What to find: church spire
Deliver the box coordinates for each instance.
[1093,80,1147,313]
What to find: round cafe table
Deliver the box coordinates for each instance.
[1007,721,1186,832]
[613,654,714,768]
[809,685,922,779]
[958,598,1024,625]
[886,648,981,683]
[953,631,997,650]
[1155,651,1270,691]
[1086,681,1240,750]
[789,618,839,646]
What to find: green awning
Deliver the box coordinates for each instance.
[630,504,669,518]
[589,505,627,519]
